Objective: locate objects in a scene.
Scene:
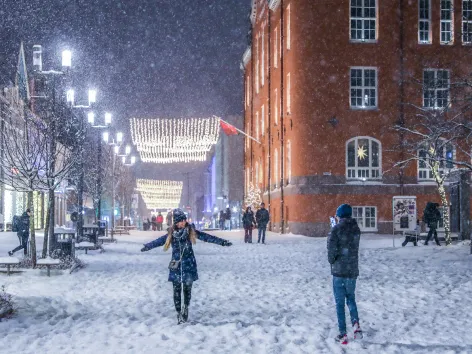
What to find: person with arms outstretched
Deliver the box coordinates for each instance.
[141,208,232,324]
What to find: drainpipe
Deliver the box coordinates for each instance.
[267,5,272,227]
[280,0,285,234]
[399,0,405,194]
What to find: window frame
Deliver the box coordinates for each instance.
[286,72,291,114]
[440,0,454,45]
[463,0,472,44]
[352,206,378,232]
[286,4,291,50]
[286,140,292,184]
[261,104,265,136]
[261,31,265,87]
[274,148,279,188]
[417,142,455,182]
[350,67,378,110]
[346,136,382,181]
[419,0,432,44]
[423,69,450,109]
[274,88,279,125]
[349,0,378,43]
[255,111,259,140]
[255,34,259,93]
[274,26,278,68]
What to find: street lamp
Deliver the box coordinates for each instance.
[61,50,72,68]
[88,89,97,105]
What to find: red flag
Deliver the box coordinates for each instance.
[220,120,239,136]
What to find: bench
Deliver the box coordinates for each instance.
[37,258,61,277]
[75,242,97,254]
[109,228,129,236]
[0,257,21,276]
[98,236,117,244]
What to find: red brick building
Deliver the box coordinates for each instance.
[243,0,472,236]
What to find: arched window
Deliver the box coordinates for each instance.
[286,140,292,184]
[346,137,381,180]
[274,148,279,188]
[418,142,454,181]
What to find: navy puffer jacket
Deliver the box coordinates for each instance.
[327,217,361,278]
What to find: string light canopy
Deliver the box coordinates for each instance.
[130,117,220,163]
[136,179,183,210]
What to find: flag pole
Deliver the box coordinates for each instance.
[217,116,261,144]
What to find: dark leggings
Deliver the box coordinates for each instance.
[11,233,28,255]
[173,281,193,312]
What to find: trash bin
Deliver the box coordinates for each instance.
[54,228,76,257]
[97,220,107,237]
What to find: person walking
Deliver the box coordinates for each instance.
[8,209,31,257]
[156,212,164,231]
[166,210,173,229]
[423,202,441,246]
[242,206,256,243]
[327,204,363,345]
[141,208,232,324]
[225,207,232,230]
[219,210,225,230]
[255,203,270,244]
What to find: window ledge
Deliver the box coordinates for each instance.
[360,229,378,233]
[350,106,379,111]
[346,180,383,185]
[418,42,433,45]
[349,39,378,44]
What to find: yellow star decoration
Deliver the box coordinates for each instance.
[357,145,367,160]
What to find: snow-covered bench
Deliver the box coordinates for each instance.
[0,257,20,276]
[75,242,96,254]
[37,258,61,277]
[98,236,117,244]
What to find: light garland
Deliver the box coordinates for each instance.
[136,179,183,210]
[130,117,220,163]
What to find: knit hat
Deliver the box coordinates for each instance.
[173,208,187,224]
[336,204,352,218]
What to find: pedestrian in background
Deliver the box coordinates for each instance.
[423,202,441,246]
[8,209,31,257]
[327,203,363,345]
[242,206,256,243]
[255,203,270,244]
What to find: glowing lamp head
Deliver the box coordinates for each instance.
[61,50,72,67]
[114,146,119,154]
[130,156,136,164]
[66,89,75,104]
[105,112,112,125]
[122,156,126,164]
[87,112,95,124]
[125,145,131,155]
[116,132,123,143]
[103,131,109,143]
[88,89,97,104]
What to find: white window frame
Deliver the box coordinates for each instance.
[346,137,382,180]
[352,206,377,231]
[286,4,291,50]
[255,35,259,93]
[255,111,259,140]
[423,69,450,109]
[418,142,455,181]
[350,67,378,109]
[440,0,454,44]
[286,140,292,184]
[350,0,377,42]
[259,159,263,187]
[286,73,291,113]
[245,76,249,107]
[463,0,472,43]
[274,148,279,188]
[419,0,432,44]
[261,32,265,87]
[274,89,279,125]
[274,26,278,68]
[261,104,265,136]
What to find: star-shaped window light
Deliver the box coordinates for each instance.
[357,145,368,160]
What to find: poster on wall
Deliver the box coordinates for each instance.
[392,196,417,232]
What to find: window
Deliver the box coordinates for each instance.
[255,35,259,93]
[350,0,377,42]
[255,111,259,139]
[423,69,450,109]
[286,73,291,113]
[440,0,454,44]
[346,137,381,180]
[261,104,265,136]
[418,143,454,181]
[255,161,259,186]
[352,206,377,231]
[287,4,291,50]
[274,26,278,68]
[350,67,377,109]
[286,140,292,183]
[274,148,279,188]
[246,169,250,193]
[258,159,263,187]
[419,0,432,43]
[261,32,265,87]
[245,76,249,107]
[274,89,279,125]
[245,122,250,151]
[463,0,472,43]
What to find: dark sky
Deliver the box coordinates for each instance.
[0,0,251,182]
[0,0,250,121]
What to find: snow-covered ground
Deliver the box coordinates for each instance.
[0,230,472,354]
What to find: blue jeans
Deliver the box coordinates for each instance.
[333,276,359,335]
[257,226,266,243]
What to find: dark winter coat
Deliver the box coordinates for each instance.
[242,211,256,229]
[423,202,441,229]
[255,208,270,228]
[19,211,30,238]
[219,210,226,221]
[144,223,228,283]
[327,217,361,278]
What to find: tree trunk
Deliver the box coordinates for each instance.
[42,203,50,258]
[437,182,451,245]
[48,189,55,255]
[28,191,37,267]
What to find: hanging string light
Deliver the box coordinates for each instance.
[136,179,183,209]
[130,117,220,163]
